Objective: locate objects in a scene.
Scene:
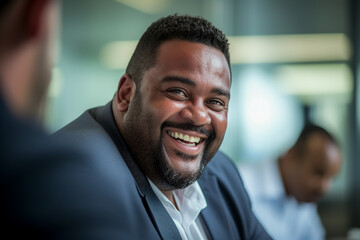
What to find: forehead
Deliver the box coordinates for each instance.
[148,39,231,88]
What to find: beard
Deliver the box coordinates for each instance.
[147,121,215,190]
[124,116,216,190]
[122,93,218,191]
[154,135,207,190]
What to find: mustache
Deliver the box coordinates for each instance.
[161,121,214,139]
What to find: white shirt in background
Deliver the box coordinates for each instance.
[238,160,325,240]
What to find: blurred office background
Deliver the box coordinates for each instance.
[46,0,360,239]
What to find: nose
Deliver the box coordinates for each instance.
[180,101,211,126]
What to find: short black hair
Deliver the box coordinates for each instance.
[294,124,339,156]
[0,0,14,20]
[125,14,231,85]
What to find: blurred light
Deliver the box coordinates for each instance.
[115,0,169,14]
[100,41,137,69]
[100,33,350,69]
[275,64,353,95]
[229,33,350,64]
[239,68,303,160]
[48,67,63,98]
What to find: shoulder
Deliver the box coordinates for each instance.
[1,115,148,238]
[199,151,273,239]
[201,151,249,195]
[56,105,121,157]
[237,160,281,198]
[297,203,325,238]
[205,151,241,179]
[56,106,104,136]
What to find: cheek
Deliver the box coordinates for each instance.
[210,112,228,137]
[149,98,185,122]
[304,176,321,192]
[294,169,308,189]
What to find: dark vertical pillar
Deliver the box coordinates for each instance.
[349,0,360,228]
[302,104,311,125]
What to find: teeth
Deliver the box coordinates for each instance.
[167,131,201,144]
[184,135,189,141]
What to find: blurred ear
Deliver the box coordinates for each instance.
[115,73,136,112]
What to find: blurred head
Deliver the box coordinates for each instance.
[0,0,59,121]
[280,125,342,203]
[113,15,231,191]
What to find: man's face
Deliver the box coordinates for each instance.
[290,134,342,202]
[122,40,230,190]
[0,0,59,120]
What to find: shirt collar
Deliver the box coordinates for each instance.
[148,179,207,225]
[261,160,287,199]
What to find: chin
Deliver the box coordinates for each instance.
[159,156,205,190]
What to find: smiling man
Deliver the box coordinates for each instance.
[118,39,230,195]
[59,15,271,239]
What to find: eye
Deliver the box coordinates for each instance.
[165,88,188,100]
[206,99,227,111]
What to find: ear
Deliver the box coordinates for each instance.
[115,73,136,112]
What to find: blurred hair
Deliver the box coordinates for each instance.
[0,0,30,50]
[0,0,14,20]
[294,124,339,157]
[0,0,54,47]
[125,14,231,86]
[0,0,12,9]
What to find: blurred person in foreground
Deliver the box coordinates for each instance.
[57,14,272,239]
[238,124,342,240]
[0,0,141,238]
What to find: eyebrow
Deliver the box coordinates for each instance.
[212,88,231,99]
[161,76,196,87]
[161,75,230,99]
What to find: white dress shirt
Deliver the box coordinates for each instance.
[149,180,209,240]
[238,160,325,240]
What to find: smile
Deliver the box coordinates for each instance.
[167,130,203,147]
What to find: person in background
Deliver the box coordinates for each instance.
[238,124,342,240]
[57,14,272,239]
[0,0,142,238]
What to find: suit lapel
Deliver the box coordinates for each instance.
[91,103,182,240]
[199,172,237,240]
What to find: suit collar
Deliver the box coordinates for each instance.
[199,170,238,240]
[89,102,148,195]
[89,101,182,240]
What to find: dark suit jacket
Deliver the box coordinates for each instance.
[0,97,154,239]
[57,102,272,240]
